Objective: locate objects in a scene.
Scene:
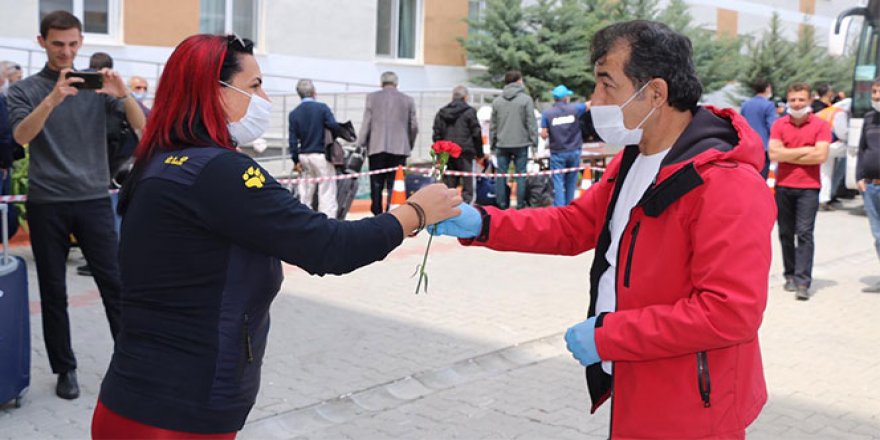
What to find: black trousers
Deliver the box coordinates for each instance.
[443,155,476,204]
[27,197,122,374]
[775,186,819,287]
[368,152,407,215]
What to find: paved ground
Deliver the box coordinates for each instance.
[1,197,879,439]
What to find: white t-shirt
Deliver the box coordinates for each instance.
[596,148,669,374]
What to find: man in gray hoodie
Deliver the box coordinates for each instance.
[491,70,537,209]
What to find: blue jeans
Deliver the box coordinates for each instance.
[550,149,580,206]
[495,147,528,209]
[864,183,880,260]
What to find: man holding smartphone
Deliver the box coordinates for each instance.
[5,10,145,400]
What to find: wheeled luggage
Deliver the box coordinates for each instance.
[0,203,30,408]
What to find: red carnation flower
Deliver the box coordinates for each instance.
[431,140,462,159]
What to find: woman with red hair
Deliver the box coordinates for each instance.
[90,34,460,438]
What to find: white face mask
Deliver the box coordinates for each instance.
[220,80,272,145]
[787,106,811,119]
[590,82,657,146]
[131,91,147,101]
[872,100,880,112]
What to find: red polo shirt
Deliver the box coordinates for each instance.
[770,114,832,189]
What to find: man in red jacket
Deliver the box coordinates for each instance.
[431,20,775,439]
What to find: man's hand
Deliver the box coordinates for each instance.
[859,179,867,193]
[294,163,302,173]
[12,68,82,145]
[97,68,130,98]
[564,316,600,367]
[428,203,481,238]
[48,68,82,106]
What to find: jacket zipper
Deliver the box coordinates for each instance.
[622,221,641,288]
[244,314,254,363]
[697,351,711,408]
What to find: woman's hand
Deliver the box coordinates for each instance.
[408,184,462,224]
[390,184,461,236]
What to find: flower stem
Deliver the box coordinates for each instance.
[415,232,434,294]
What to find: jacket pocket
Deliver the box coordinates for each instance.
[697,351,711,408]
[622,221,641,288]
[237,314,255,381]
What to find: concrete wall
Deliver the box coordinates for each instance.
[263,0,377,61]
[0,0,38,38]
[423,0,468,66]
[123,0,199,47]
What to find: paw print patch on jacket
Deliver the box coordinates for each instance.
[242,166,266,189]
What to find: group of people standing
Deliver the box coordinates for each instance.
[288,68,599,217]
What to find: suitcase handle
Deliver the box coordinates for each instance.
[0,203,17,275]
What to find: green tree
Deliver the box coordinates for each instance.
[462,0,536,86]
[658,0,743,93]
[525,0,592,99]
[738,13,854,100]
[464,0,746,101]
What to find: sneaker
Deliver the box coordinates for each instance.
[819,203,835,211]
[795,285,810,301]
[56,370,80,400]
[783,277,797,292]
[862,284,880,293]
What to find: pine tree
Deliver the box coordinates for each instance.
[738,13,854,101]
[462,0,536,85]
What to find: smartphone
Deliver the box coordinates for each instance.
[65,71,103,90]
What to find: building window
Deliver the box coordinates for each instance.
[467,0,486,36]
[200,0,259,43]
[375,0,421,59]
[39,0,118,40]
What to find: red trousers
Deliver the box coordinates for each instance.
[91,400,236,439]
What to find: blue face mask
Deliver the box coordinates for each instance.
[131,91,147,101]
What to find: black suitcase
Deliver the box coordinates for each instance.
[0,203,30,408]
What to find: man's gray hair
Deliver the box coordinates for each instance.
[452,85,469,100]
[296,79,315,98]
[380,71,398,87]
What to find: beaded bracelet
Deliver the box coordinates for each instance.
[405,201,426,237]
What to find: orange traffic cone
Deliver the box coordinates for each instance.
[576,167,593,199]
[389,165,407,210]
[766,164,776,195]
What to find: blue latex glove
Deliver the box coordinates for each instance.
[564,316,600,367]
[429,203,481,238]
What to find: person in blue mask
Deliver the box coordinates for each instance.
[431,20,775,439]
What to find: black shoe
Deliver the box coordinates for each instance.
[819,203,834,211]
[76,264,92,277]
[783,278,797,292]
[56,371,80,400]
[862,284,880,293]
[795,285,810,301]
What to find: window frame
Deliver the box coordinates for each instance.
[375,0,423,62]
[39,0,121,45]
[199,0,263,50]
